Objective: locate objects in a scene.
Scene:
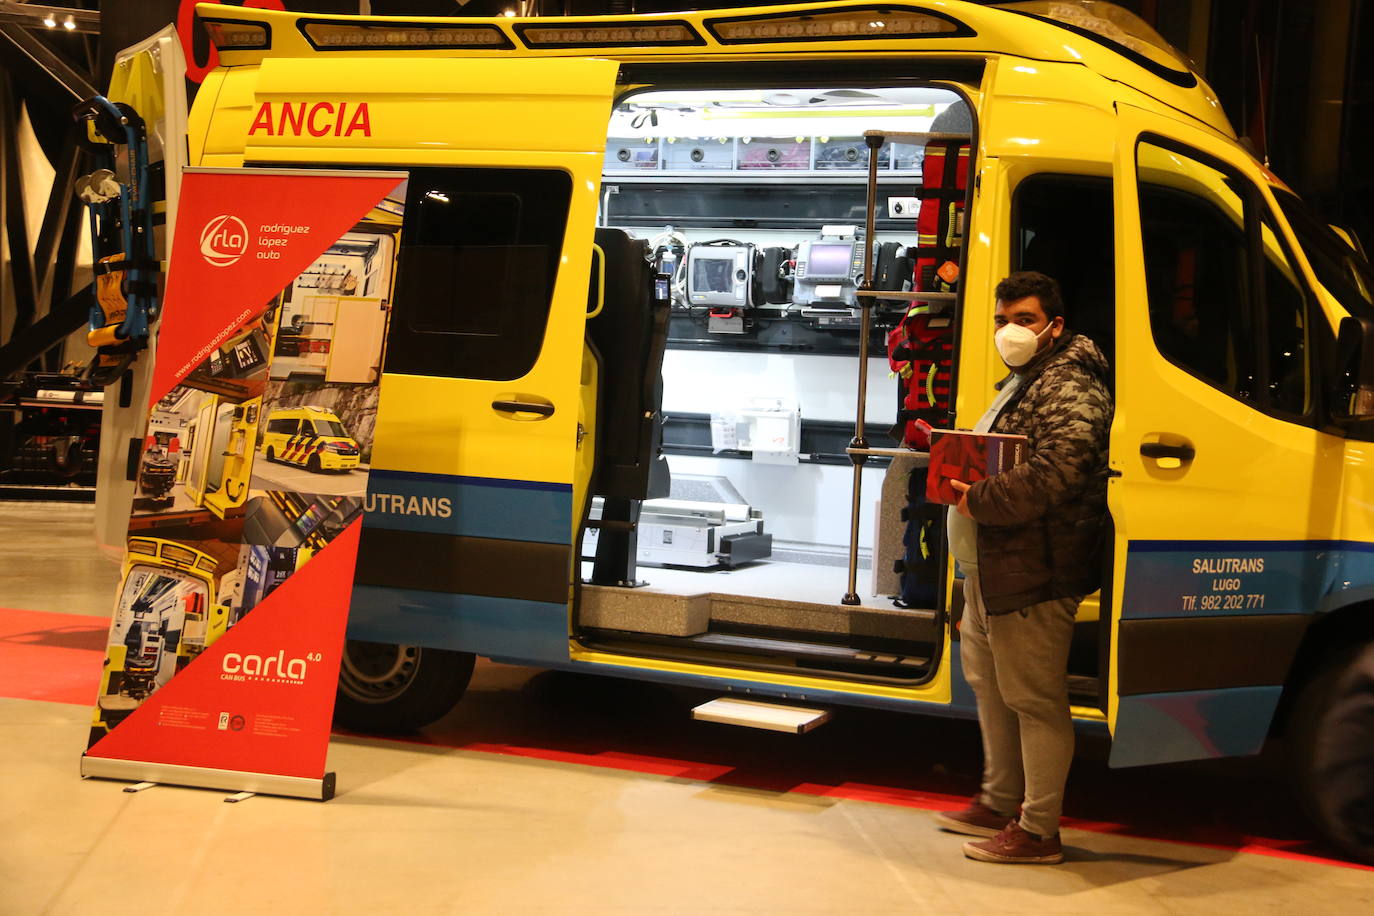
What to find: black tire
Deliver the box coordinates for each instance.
[307,452,322,474]
[1289,641,1374,863]
[333,641,474,733]
[264,446,275,463]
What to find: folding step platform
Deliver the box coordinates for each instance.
[692,697,830,734]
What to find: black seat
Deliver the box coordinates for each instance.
[587,228,670,501]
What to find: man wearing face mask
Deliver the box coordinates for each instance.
[935,270,1113,865]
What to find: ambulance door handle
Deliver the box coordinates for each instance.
[492,398,555,420]
[1140,442,1195,462]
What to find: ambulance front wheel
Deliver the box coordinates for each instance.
[1289,640,1374,864]
[334,641,475,733]
[264,446,276,463]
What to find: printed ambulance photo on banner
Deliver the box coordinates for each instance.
[269,223,398,386]
[229,544,300,626]
[242,492,363,552]
[89,535,242,744]
[182,303,278,402]
[250,380,377,496]
[232,494,363,621]
[131,384,262,521]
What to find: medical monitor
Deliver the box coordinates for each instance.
[796,240,857,282]
[687,243,754,307]
[793,238,864,307]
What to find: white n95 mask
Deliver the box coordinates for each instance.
[994,322,1052,367]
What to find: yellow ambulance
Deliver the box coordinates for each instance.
[260,405,362,472]
[173,0,1374,856]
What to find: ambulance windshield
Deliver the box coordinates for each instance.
[315,419,349,437]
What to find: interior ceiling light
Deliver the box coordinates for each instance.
[63,16,75,30]
[42,14,56,28]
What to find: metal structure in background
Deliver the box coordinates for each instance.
[0,3,99,382]
[0,3,102,495]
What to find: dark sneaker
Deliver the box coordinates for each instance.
[935,799,1017,837]
[963,820,1064,864]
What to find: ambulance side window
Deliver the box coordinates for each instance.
[267,418,298,435]
[1013,174,1115,364]
[1136,138,1314,421]
[387,167,573,381]
[1259,215,1311,416]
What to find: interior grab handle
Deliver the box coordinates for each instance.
[492,399,555,418]
[587,243,606,319]
[1140,442,1195,462]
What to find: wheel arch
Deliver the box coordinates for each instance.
[1271,594,1374,735]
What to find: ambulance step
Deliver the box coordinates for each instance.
[692,632,928,669]
[692,698,830,734]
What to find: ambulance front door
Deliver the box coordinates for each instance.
[327,58,622,660]
[1107,104,1343,766]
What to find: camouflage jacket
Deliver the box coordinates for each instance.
[966,332,1113,614]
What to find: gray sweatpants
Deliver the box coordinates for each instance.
[959,572,1079,838]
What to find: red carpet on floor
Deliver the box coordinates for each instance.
[0,607,109,706]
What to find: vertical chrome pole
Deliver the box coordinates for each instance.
[841,132,884,606]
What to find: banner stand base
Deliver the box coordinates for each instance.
[81,755,336,801]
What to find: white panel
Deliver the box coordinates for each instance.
[662,350,897,425]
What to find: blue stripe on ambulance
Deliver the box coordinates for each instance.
[349,468,574,658]
[1106,538,1374,767]
[1122,539,1374,619]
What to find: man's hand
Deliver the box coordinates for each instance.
[950,480,973,518]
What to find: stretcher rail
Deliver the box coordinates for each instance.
[845,447,929,464]
[863,130,972,144]
[854,289,956,301]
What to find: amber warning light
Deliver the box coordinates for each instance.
[705,8,969,44]
[299,20,512,50]
[202,19,270,51]
[516,20,702,47]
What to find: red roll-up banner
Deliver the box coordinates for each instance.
[82,168,407,800]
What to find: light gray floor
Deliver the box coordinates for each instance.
[0,501,121,617]
[6,696,1374,915]
[4,502,1374,913]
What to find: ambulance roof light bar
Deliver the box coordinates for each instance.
[703,7,974,45]
[515,20,703,48]
[202,18,270,51]
[298,19,513,51]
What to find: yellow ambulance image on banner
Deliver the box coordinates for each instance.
[259,405,362,473]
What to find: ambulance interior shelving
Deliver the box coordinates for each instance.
[577,84,979,684]
[273,230,395,384]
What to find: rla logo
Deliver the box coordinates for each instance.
[200,214,249,267]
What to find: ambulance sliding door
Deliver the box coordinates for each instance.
[1106,104,1342,766]
[239,58,624,659]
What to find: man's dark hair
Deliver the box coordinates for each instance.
[995,271,1065,321]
